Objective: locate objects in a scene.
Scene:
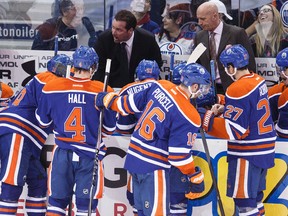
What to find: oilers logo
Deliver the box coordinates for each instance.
[280,1,288,27]
[160,42,183,55]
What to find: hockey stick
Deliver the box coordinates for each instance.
[54,35,58,56]
[187,47,225,215]
[186,43,206,65]
[88,59,111,216]
[198,125,225,216]
[210,59,218,102]
[169,53,175,81]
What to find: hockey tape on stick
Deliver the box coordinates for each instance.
[54,35,58,56]
[210,60,217,98]
[88,58,112,216]
[187,43,206,64]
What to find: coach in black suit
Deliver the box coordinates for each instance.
[92,10,162,88]
[194,2,256,94]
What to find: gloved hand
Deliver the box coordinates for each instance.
[95,92,118,109]
[197,107,215,132]
[185,166,204,200]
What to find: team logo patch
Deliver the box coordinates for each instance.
[280,2,288,27]
[281,52,287,59]
[83,189,89,194]
[160,42,183,55]
[144,201,150,209]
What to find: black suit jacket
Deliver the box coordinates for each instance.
[93,27,162,88]
[194,22,256,91]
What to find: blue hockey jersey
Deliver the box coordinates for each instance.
[208,73,276,169]
[110,80,200,175]
[35,77,117,159]
[0,72,59,157]
[116,79,156,134]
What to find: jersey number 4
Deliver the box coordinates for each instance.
[64,107,86,142]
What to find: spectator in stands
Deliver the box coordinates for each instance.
[154,3,198,55]
[130,0,159,33]
[246,4,288,57]
[31,0,97,51]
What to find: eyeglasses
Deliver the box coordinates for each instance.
[259,8,272,14]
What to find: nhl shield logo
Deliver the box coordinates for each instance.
[144,201,150,209]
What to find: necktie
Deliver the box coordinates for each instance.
[120,42,129,72]
[209,31,219,80]
[209,32,217,62]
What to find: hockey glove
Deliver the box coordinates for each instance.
[96,92,118,109]
[185,166,204,200]
[197,107,215,132]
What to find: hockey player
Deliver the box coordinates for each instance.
[35,46,116,215]
[96,62,211,216]
[272,47,288,137]
[268,47,288,123]
[0,54,71,215]
[116,59,160,215]
[199,44,276,216]
[0,81,14,108]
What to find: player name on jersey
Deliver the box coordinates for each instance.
[126,83,152,95]
[68,93,86,104]
[152,88,174,112]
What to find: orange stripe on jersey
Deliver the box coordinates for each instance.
[278,88,288,108]
[236,159,247,198]
[0,208,17,213]
[226,73,265,98]
[229,143,275,150]
[95,161,104,199]
[268,82,286,97]
[0,117,46,143]
[168,154,189,160]
[46,213,63,216]
[25,202,46,207]
[154,170,165,216]
[175,162,195,175]
[208,117,230,139]
[168,86,201,126]
[5,134,22,185]
[130,143,168,162]
[127,174,133,192]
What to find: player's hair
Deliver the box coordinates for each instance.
[114,10,137,31]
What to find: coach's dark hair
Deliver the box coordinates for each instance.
[114,10,137,31]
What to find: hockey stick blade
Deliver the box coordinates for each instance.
[186,43,206,64]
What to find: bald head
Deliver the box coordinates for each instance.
[197,2,220,31]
